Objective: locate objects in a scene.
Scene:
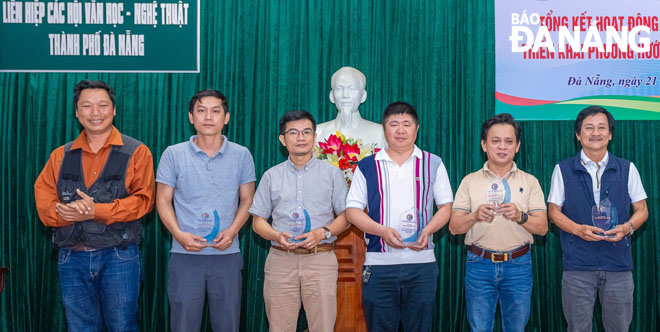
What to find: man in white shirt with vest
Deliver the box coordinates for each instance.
[548,106,648,332]
[346,102,453,332]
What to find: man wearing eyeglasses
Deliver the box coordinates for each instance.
[250,110,349,332]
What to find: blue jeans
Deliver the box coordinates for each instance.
[58,245,141,332]
[465,250,532,332]
[362,262,439,332]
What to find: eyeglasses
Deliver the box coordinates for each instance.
[285,128,314,136]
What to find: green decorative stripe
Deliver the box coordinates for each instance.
[558,98,660,113]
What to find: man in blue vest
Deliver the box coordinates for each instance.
[548,106,648,332]
[35,79,155,331]
[346,102,453,332]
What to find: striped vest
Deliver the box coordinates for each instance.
[357,150,443,253]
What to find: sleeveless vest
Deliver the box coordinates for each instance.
[358,151,442,253]
[54,134,143,249]
[558,153,632,271]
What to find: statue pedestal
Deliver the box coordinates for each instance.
[316,72,382,329]
[334,225,367,332]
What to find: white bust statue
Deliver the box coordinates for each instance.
[315,66,385,148]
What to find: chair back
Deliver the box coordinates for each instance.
[0,267,8,294]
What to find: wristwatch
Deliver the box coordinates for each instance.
[517,212,528,225]
[627,222,634,236]
[322,227,332,239]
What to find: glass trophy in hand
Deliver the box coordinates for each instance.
[591,198,618,238]
[398,209,422,248]
[287,207,311,243]
[196,210,222,245]
[486,177,506,212]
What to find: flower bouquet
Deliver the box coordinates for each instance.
[314,131,379,187]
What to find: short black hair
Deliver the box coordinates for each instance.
[382,102,419,125]
[73,80,115,112]
[481,113,521,142]
[574,106,614,135]
[188,90,228,114]
[279,110,316,135]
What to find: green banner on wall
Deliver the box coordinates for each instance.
[0,0,199,72]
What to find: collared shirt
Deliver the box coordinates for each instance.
[34,127,155,226]
[346,146,454,265]
[249,156,348,246]
[452,162,546,251]
[548,150,647,206]
[156,135,256,255]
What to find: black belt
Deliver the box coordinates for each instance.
[70,244,129,252]
[468,244,530,262]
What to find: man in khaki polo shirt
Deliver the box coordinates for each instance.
[449,113,548,332]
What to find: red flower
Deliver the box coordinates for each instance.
[341,142,360,161]
[338,157,351,170]
[318,134,343,155]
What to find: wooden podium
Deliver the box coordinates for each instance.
[334,225,367,332]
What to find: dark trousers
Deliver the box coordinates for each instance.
[168,253,243,332]
[562,270,634,332]
[361,262,439,332]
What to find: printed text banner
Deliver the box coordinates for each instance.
[0,0,199,72]
[495,0,660,120]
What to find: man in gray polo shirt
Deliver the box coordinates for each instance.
[250,110,349,332]
[156,90,255,332]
